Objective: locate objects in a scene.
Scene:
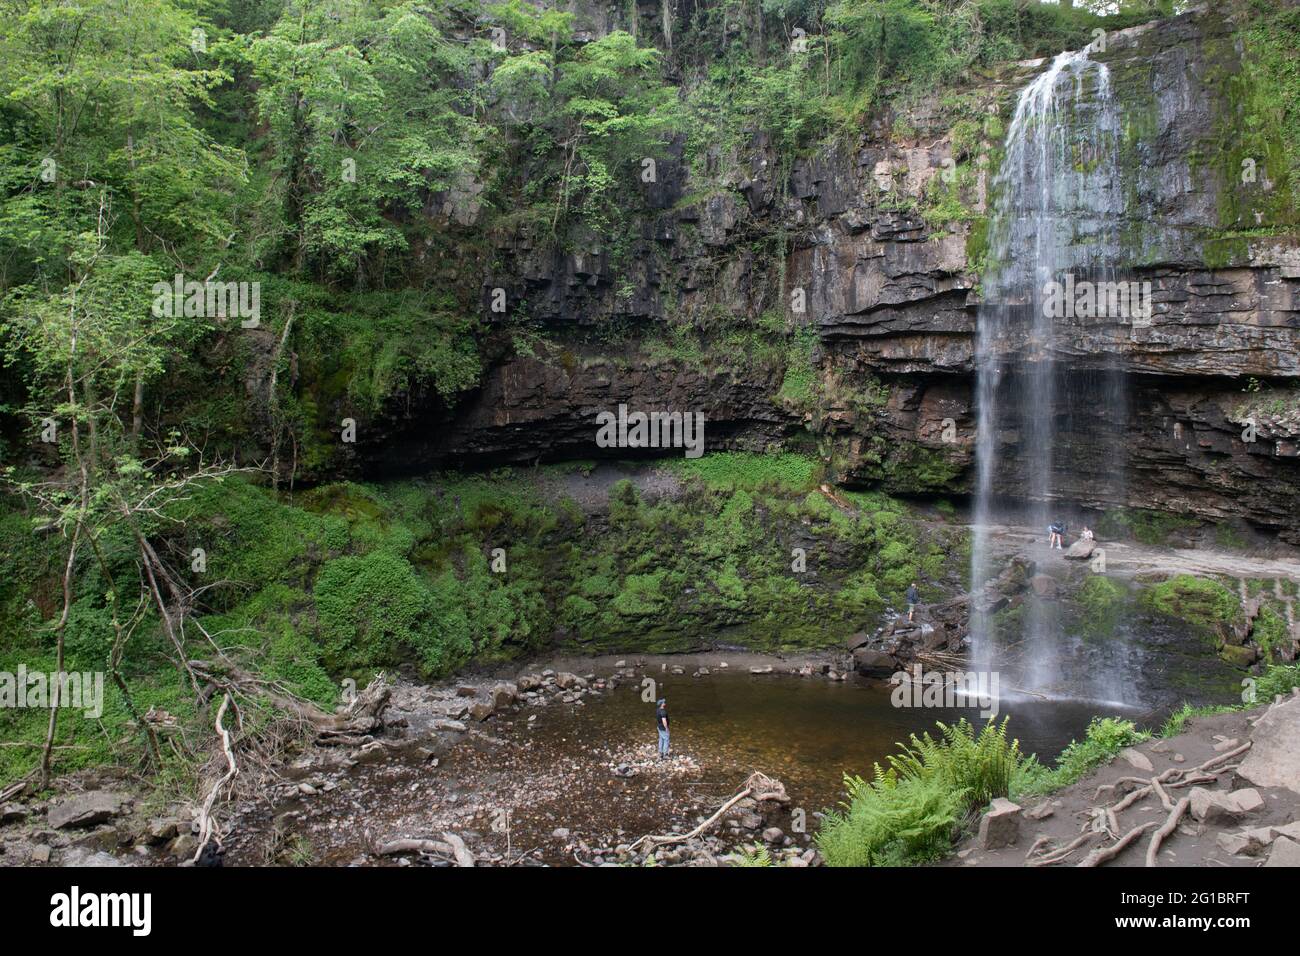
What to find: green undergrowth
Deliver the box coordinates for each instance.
[817,718,1024,867]
[0,453,962,786]
[1161,662,1300,737]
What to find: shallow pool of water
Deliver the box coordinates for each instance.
[233,669,1146,865]
[528,671,1128,818]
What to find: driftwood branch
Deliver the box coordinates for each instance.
[193,692,237,861]
[630,771,787,852]
[375,832,475,867]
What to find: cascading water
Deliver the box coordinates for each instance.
[969,47,1135,701]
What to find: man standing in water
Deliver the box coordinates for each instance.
[656,698,670,759]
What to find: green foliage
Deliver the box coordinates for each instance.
[1142,575,1242,642]
[1160,662,1300,737]
[1228,3,1300,222]
[1074,575,1125,638]
[1096,507,1198,546]
[1256,662,1300,701]
[231,0,482,279]
[667,452,821,494]
[1015,717,1147,797]
[728,844,774,867]
[817,718,1024,866]
[315,550,433,674]
[1159,701,1233,739]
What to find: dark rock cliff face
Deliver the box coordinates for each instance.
[310,7,1300,540]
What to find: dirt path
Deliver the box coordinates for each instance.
[948,695,1300,868]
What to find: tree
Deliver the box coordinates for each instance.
[235,0,483,284]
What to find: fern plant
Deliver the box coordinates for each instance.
[884,718,1023,808]
[817,717,1027,867]
[729,844,773,867]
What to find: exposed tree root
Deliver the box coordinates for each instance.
[1065,741,1254,868]
[1079,822,1158,867]
[1145,796,1190,867]
[1027,830,1101,867]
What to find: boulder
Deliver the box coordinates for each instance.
[1239,695,1300,794]
[1025,801,1056,821]
[168,833,197,857]
[516,674,542,692]
[1119,748,1154,773]
[62,848,125,867]
[1227,788,1264,814]
[1029,575,1057,599]
[1187,787,1250,825]
[48,791,127,830]
[1265,836,1300,868]
[852,647,896,676]
[1220,644,1258,668]
[468,700,495,722]
[845,632,872,651]
[978,798,1021,850]
[490,682,518,711]
[1063,539,1096,560]
[146,819,181,844]
[1215,822,1296,857]
[761,827,785,844]
[555,672,584,690]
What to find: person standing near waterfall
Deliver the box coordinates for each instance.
[906,582,920,622]
[655,698,670,759]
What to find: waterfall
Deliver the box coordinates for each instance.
[969,48,1132,700]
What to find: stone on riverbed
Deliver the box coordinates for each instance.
[846,632,871,651]
[48,791,127,830]
[851,647,896,676]
[491,682,518,710]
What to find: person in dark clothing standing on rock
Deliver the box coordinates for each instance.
[906,582,920,622]
[656,698,670,758]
